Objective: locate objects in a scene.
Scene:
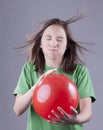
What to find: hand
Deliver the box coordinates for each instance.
[31,68,57,91]
[48,106,78,125]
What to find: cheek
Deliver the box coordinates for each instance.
[61,42,67,50]
[40,44,42,48]
[40,41,44,48]
[40,38,46,48]
[40,38,44,48]
[40,43,46,49]
[40,43,47,52]
[60,45,67,54]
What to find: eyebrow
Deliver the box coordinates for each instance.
[45,35,64,39]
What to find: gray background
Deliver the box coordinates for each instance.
[0,0,102,130]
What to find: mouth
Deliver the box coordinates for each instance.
[49,49,58,51]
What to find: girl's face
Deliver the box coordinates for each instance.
[40,25,67,63]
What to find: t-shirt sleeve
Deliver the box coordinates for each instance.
[76,65,96,102]
[13,62,32,96]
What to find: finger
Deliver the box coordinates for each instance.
[57,107,70,119]
[48,115,58,122]
[44,68,57,76]
[38,68,57,83]
[70,106,78,115]
[48,120,65,124]
[31,74,45,90]
[48,115,65,124]
[32,68,57,90]
[36,74,44,84]
[51,110,62,119]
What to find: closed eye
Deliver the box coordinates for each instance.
[57,39,63,42]
[45,35,52,40]
[56,37,64,42]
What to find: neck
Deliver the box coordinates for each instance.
[45,58,62,68]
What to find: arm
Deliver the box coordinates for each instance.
[13,68,57,116]
[77,97,92,124]
[48,97,92,125]
[13,89,34,116]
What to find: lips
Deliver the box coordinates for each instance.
[49,48,58,51]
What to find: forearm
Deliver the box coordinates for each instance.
[13,88,34,116]
[76,97,92,124]
[13,69,57,116]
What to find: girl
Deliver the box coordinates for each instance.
[13,14,96,130]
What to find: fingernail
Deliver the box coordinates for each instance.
[51,110,54,113]
[57,106,60,109]
[48,115,51,118]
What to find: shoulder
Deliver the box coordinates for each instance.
[23,61,35,71]
[73,64,90,81]
[75,64,89,75]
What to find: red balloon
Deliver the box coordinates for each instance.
[32,73,79,121]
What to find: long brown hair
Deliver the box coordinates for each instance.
[18,12,89,74]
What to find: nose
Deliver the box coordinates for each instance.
[49,39,58,47]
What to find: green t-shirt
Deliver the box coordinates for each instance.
[13,62,96,130]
